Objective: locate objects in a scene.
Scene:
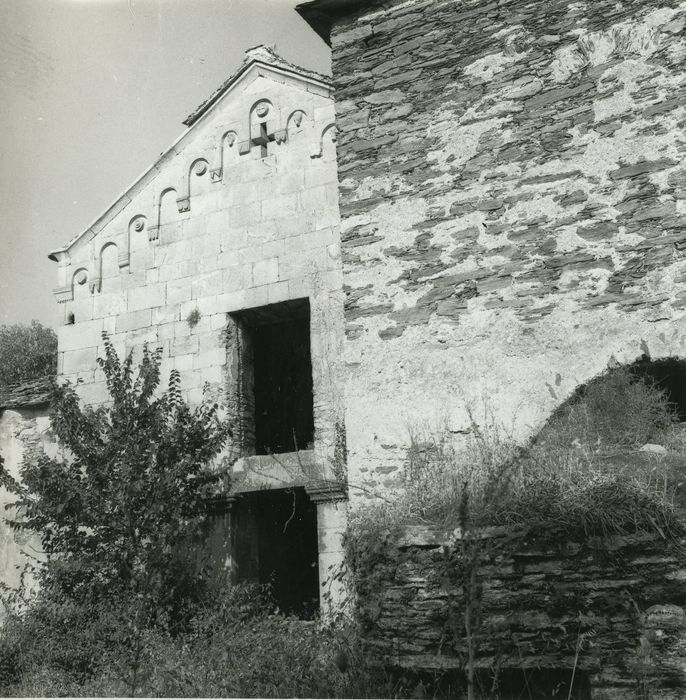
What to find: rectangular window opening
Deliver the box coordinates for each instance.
[230,298,314,456]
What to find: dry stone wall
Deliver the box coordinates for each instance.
[329,0,686,496]
[359,526,686,699]
[0,383,56,612]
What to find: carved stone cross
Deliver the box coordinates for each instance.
[239,122,287,157]
[253,122,274,157]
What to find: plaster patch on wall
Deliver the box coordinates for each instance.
[463,50,527,83]
[592,61,662,122]
[427,115,511,170]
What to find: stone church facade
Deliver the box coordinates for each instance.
[43,0,686,620]
[47,46,346,614]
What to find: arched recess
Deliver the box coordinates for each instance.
[99,242,119,293]
[72,267,89,296]
[311,123,337,160]
[248,98,276,139]
[286,109,308,138]
[536,357,686,451]
[128,215,147,253]
[68,267,90,324]
[210,130,238,182]
[242,98,285,156]
[153,187,178,240]
[180,157,210,208]
[320,123,337,161]
[526,357,686,518]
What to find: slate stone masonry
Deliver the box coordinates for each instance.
[361,526,686,699]
[323,0,686,496]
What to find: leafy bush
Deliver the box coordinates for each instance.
[0,334,232,691]
[0,321,57,387]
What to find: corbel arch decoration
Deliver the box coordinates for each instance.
[50,250,73,304]
[72,266,89,298]
[240,98,287,156]
[128,214,147,254]
[94,241,120,293]
[177,157,210,210]
[286,109,308,137]
[210,130,238,183]
[311,123,337,160]
[152,187,178,240]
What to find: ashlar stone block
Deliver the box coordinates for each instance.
[62,346,99,375]
[191,270,224,299]
[251,258,279,287]
[58,318,104,353]
[127,282,166,312]
[116,308,152,333]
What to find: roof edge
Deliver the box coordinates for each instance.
[183,45,332,127]
[296,0,386,45]
[0,376,53,412]
[48,46,333,262]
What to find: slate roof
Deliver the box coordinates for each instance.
[296,0,386,44]
[183,45,331,126]
[0,377,53,411]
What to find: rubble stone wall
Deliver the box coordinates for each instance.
[360,526,686,699]
[0,404,56,611]
[329,0,686,496]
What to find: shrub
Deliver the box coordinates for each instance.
[0,335,232,689]
[0,321,57,387]
[536,366,676,449]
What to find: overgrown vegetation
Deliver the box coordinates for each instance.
[349,366,686,543]
[1,335,231,624]
[0,335,231,692]
[0,336,398,698]
[344,365,686,699]
[0,321,57,387]
[0,582,396,698]
[3,340,686,697]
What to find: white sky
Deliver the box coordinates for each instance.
[0,0,330,328]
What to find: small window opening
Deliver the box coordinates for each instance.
[66,312,75,325]
[230,299,314,455]
[632,357,686,422]
[232,487,319,618]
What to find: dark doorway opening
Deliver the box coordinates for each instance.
[632,357,686,421]
[231,299,314,455]
[232,487,319,618]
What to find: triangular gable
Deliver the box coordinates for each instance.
[48,45,332,265]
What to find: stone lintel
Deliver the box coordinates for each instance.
[304,480,348,504]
